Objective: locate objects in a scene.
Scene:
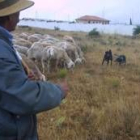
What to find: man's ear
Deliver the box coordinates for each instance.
[8,15,13,22]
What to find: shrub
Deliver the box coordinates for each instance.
[88,28,100,37]
[111,79,120,88]
[54,26,60,31]
[57,69,68,79]
[133,26,140,35]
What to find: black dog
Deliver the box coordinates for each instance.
[114,55,126,65]
[102,50,113,65]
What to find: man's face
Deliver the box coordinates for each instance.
[9,12,20,31]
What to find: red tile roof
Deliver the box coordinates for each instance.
[76,15,110,21]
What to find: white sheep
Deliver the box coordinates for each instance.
[63,35,86,63]
[39,39,55,47]
[56,41,83,64]
[13,38,32,48]
[19,32,29,40]
[28,34,43,43]
[43,34,60,42]
[14,44,28,56]
[20,53,46,81]
[41,46,75,73]
[63,35,76,45]
[27,42,44,63]
[75,45,86,64]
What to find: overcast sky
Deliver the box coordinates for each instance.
[20,0,140,24]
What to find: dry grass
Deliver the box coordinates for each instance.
[14,26,140,140]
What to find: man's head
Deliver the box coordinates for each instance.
[0,0,34,31]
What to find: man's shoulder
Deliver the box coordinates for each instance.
[0,39,13,58]
[0,38,10,47]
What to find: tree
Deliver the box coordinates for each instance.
[129,18,132,25]
[133,26,140,35]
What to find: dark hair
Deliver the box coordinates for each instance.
[0,16,9,26]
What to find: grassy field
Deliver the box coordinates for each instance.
[14,26,140,140]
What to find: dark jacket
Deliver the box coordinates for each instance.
[0,26,64,140]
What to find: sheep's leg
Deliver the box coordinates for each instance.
[34,59,39,65]
[74,51,79,61]
[64,61,66,69]
[47,60,50,73]
[55,59,59,72]
[41,59,45,74]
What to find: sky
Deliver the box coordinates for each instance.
[20,0,140,24]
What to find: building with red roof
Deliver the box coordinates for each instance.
[75,15,110,24]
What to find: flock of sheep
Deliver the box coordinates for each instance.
[12,32,86,80]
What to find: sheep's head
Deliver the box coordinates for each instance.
[67,60,75,69]
[81,57,86,63]
[40,74,46,81]
[75,58,82,65]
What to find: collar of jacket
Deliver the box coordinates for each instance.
[0,25,13,46]
[0,26,23,66]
